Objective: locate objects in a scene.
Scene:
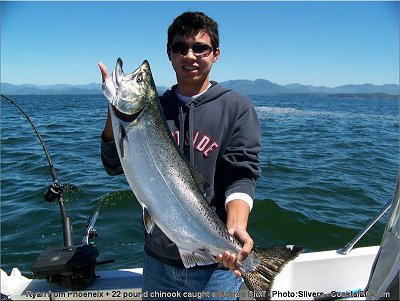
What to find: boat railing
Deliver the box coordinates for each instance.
[336,200,392,255]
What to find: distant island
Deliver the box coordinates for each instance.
[1,80,399,97]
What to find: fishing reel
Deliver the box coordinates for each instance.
[43,181,63,203]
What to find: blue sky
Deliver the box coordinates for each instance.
[1,1,399,88]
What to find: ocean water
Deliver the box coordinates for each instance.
[1,94,398,276]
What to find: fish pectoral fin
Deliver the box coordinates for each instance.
[178,247,217,268]
[143,208,155,234]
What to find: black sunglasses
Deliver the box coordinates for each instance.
[170,42,214,58]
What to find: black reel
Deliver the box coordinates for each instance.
[44,182,63,203]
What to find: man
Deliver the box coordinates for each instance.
[99,11,261,300]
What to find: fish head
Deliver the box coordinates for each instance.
[109,58,157,115]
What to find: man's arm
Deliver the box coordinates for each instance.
[103,109,114,142]
[99,62,115,143]
[217,199,254,277]
[99,62,123,175]
[216,96,261,276]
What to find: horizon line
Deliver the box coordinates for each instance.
[1,81,399,89]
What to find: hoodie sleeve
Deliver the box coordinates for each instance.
[100,132,123,176]
[219,97,261,200]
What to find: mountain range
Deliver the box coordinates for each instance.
[1,80,399,96]
[221,79,399,96]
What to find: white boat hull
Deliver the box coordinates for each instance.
[270,245,379,300]
[1,246,379,301]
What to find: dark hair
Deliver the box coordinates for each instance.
[167,11,219,51]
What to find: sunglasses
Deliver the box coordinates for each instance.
[170,42,214,58]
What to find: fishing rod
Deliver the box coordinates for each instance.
[1,94,105,289]
[1,93,74,246]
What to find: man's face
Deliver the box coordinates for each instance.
[169,31,220,94]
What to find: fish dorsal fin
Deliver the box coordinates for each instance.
[187,164,212,200]
[143,208,155,234]
[178,247,217,268]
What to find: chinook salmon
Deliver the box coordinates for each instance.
[103,58,303,300]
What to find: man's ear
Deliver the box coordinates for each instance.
[213,48,220,63]
[167,49,172,61]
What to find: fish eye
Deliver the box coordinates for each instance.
[136,72,143,83]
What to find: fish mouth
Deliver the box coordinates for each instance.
[111,104,145,123]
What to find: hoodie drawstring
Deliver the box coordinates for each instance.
[178,102,195,166]
[188,102,195,166]
[178,106,184,153]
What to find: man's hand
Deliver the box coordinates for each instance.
[216,199,253,277]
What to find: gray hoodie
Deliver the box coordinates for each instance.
[101,82,261,266]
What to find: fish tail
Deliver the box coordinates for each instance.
[241,245,303,301]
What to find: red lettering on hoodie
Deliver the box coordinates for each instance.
[173,130,220,158]
[203,141,219,157]
[184,130,199,146]
[195,135,210,152]
[172,130,179,145]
